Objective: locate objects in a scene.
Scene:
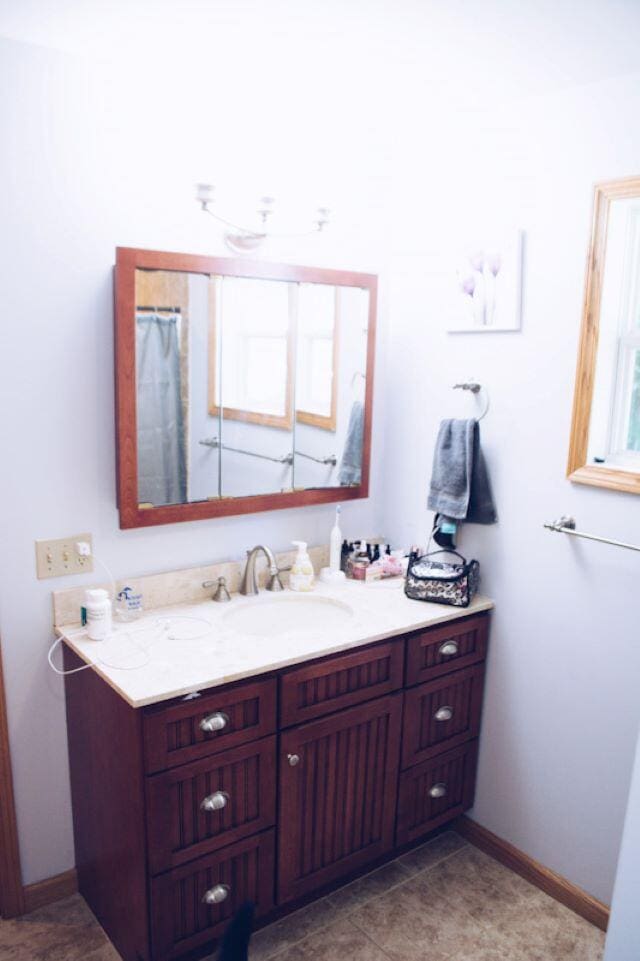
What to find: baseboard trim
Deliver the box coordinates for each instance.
[455,816,610,932]
[23,868,78,913]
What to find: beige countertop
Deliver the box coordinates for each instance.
[57,578,493,709]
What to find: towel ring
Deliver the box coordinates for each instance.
[452,381,490,421]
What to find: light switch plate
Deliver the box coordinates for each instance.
[35,533,94,580]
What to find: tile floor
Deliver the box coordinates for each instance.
[0,832,605,961]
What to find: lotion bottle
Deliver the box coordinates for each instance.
[289,541,315,592]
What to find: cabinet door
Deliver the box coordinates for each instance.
[278,693,402,904]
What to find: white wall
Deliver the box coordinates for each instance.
[604,729,640,960]
[0,35,390,884]
[383,73,640,904]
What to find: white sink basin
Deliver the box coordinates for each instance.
[222,593,354,637]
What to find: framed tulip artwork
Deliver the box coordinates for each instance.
[448,230,524,332]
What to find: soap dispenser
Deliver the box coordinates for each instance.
[289,541,315,592]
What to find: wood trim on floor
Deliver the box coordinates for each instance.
[0,641,25,918]
[455,815,610,932]
[23,869,78,914]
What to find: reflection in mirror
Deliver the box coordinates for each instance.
[295,285,369,491]
[569,177,640,494]
[135,268,220,508]
[213,276,295,498]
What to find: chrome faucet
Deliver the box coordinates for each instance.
[239,545,285,596]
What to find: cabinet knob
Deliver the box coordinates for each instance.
[202,883,230,905]
[201,790,229,813]
[429,782,447,799]
[434,705,454,722]
[287,753,300,767]
[200,711,229,733]
[438,640,459,657]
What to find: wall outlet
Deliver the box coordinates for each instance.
[35,533,94,580]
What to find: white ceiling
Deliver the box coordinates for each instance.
[0,0,639,106]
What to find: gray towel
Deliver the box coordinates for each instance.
[427,419,497,524]
[339,400,364,485]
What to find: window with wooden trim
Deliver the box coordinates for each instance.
[208,275,295,431]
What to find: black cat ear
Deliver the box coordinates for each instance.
[217,901,255,961]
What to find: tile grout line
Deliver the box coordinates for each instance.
[346,916,397,960]
[253,838,472,960]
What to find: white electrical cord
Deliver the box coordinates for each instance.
[47,541,214,676]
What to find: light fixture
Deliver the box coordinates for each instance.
[195,183,330,254]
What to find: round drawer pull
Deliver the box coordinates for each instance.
[200,711,229,733]
[434,706,453,722]
[287,753,300,767]
[202,883,230,905]
[201,790,229,813]
[438,640,459,657]
[429,782,447,799]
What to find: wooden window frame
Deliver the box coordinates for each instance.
[114,248,377,529]
[568,176,640,494]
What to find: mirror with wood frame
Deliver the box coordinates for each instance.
[114,248,376,528]
[568,176,640,494]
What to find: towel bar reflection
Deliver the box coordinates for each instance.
[543,516,640,553]
[452,381,490,421]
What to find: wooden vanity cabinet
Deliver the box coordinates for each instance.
[64,610,490,961]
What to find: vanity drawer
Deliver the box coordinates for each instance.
[405,613,489,687]
[401,664,485,769]
[150,829,275,961]
[396,741,478,846]
[143,678,277,774]
[279,639,404,727]
[146,736,276,875]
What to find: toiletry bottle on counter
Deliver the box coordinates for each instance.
[290,541,315,592]
[351,541,371,580]
[85,588,112,640]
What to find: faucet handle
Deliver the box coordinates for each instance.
[203,576,232,602]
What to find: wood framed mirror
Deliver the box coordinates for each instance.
[114,248,377,528]
[568,176,640,494]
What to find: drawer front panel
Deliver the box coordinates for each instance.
[396,741,479,846]
[150,829,275,961]
[405,613,489,687]
[280,640,404,727]
[146,736,276,875]
[143,678,277,773]
[402,665,485,769]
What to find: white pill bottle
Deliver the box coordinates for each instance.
[85,588,112,640]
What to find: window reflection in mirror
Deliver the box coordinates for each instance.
[214,276,295,499]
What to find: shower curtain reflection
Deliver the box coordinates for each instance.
[135,313,186,506]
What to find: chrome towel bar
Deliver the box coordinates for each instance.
[544,516,640,553]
